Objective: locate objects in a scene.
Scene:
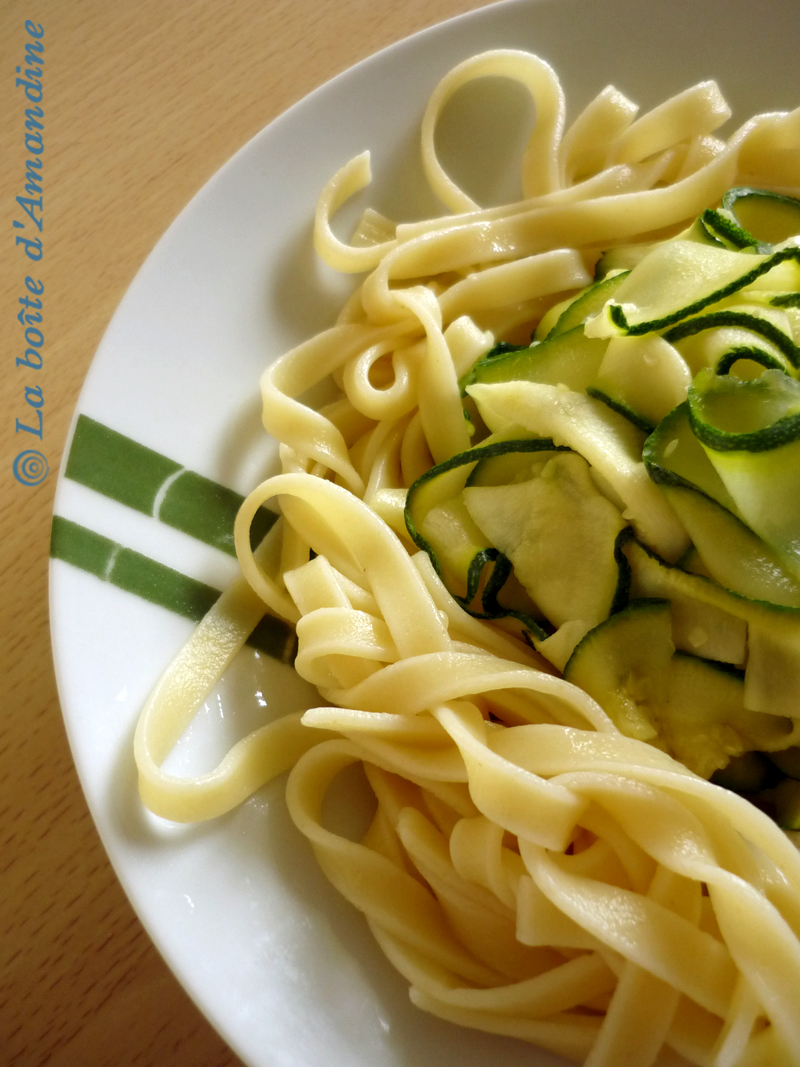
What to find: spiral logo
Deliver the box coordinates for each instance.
[13,449,49,486]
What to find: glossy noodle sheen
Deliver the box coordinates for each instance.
[134,51,800,1067]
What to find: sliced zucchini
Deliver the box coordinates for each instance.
[565,585,795,773]
[592,334,691,429]
[659,651,794,779]
[585,389,656,434]
[714,348,790,379]
[547,271,629,338]
[461,326,608,395]
[418,497,493,591]
[534,296,574,341]
[744,620,800,719]
[666,308,797,378]
[405,437,572,638]
[406,431,548,540]
[468,380,689,562]
[564,598,674,742]
[643,402,738,512]
[466,449,554,488]
[771,292,800,309]
[689,365,800,442]
[627,529,747,664]
[673,215,728,249]
[688,368,800,572]
[723,187,800,248]
[462,452,627,630]
[700,208,764,252]
[664,307,800,370]
[675,544,712,577]
[534,619,593,673]
[661,485,800,609]
[584,241,800,337]
[624,537,800,722]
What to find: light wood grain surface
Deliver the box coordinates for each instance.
[0,2,494,1063]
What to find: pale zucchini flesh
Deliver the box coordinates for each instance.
[468,380,689,562]
[463,452,626,630]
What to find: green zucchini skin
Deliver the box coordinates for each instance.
[664,310,800,369]
[461,326,608,396]
[714,346,788,376]
[586,388,656,434]
[643,403,737,511]
[688,368,800,453]
[463,452,629,632]
[547,271,630,338]
[772,292,800,309]
[609,247,800,336]
[700,208,766,252]
[723,187,800,249]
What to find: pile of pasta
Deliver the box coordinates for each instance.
[135,53,800,1067]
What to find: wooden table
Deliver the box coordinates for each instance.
[0,2,493,1062]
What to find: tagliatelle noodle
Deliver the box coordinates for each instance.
[419,51,566,209]
[134,51,800,1066]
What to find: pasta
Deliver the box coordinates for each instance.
[134,51,800,1066]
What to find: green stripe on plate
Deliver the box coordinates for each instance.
[65,416,278,556]
[51,515,296,664]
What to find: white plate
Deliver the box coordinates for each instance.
[50,1,800,1064]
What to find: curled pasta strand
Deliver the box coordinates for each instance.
[435,702,588,853]
[134,535,315,821]
[317,653,613,733]
[392,935,616,1019]
[262,321,418,493]
[608,80,731,166]
[449,814,521,908]
[294,606,397,689]
[285,738,500,984]
[712,977,762,1067]
[520,842,736,1018]
[411,550,551,669]
[560,84,638,185]
[407,984,603,1062]
[420,50,566,211]
[361,110,782,330]
[341,339,419,422]
[392,285,471,463]
[399,410,434,487]
[396,154,696,244]
[313,151,398,272]
[363,416,409,501]
[708,879,800,1064]
[436,247,591,325]
[235,472,451,658]
[735,106,800,190]
[582,865,695,1067]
